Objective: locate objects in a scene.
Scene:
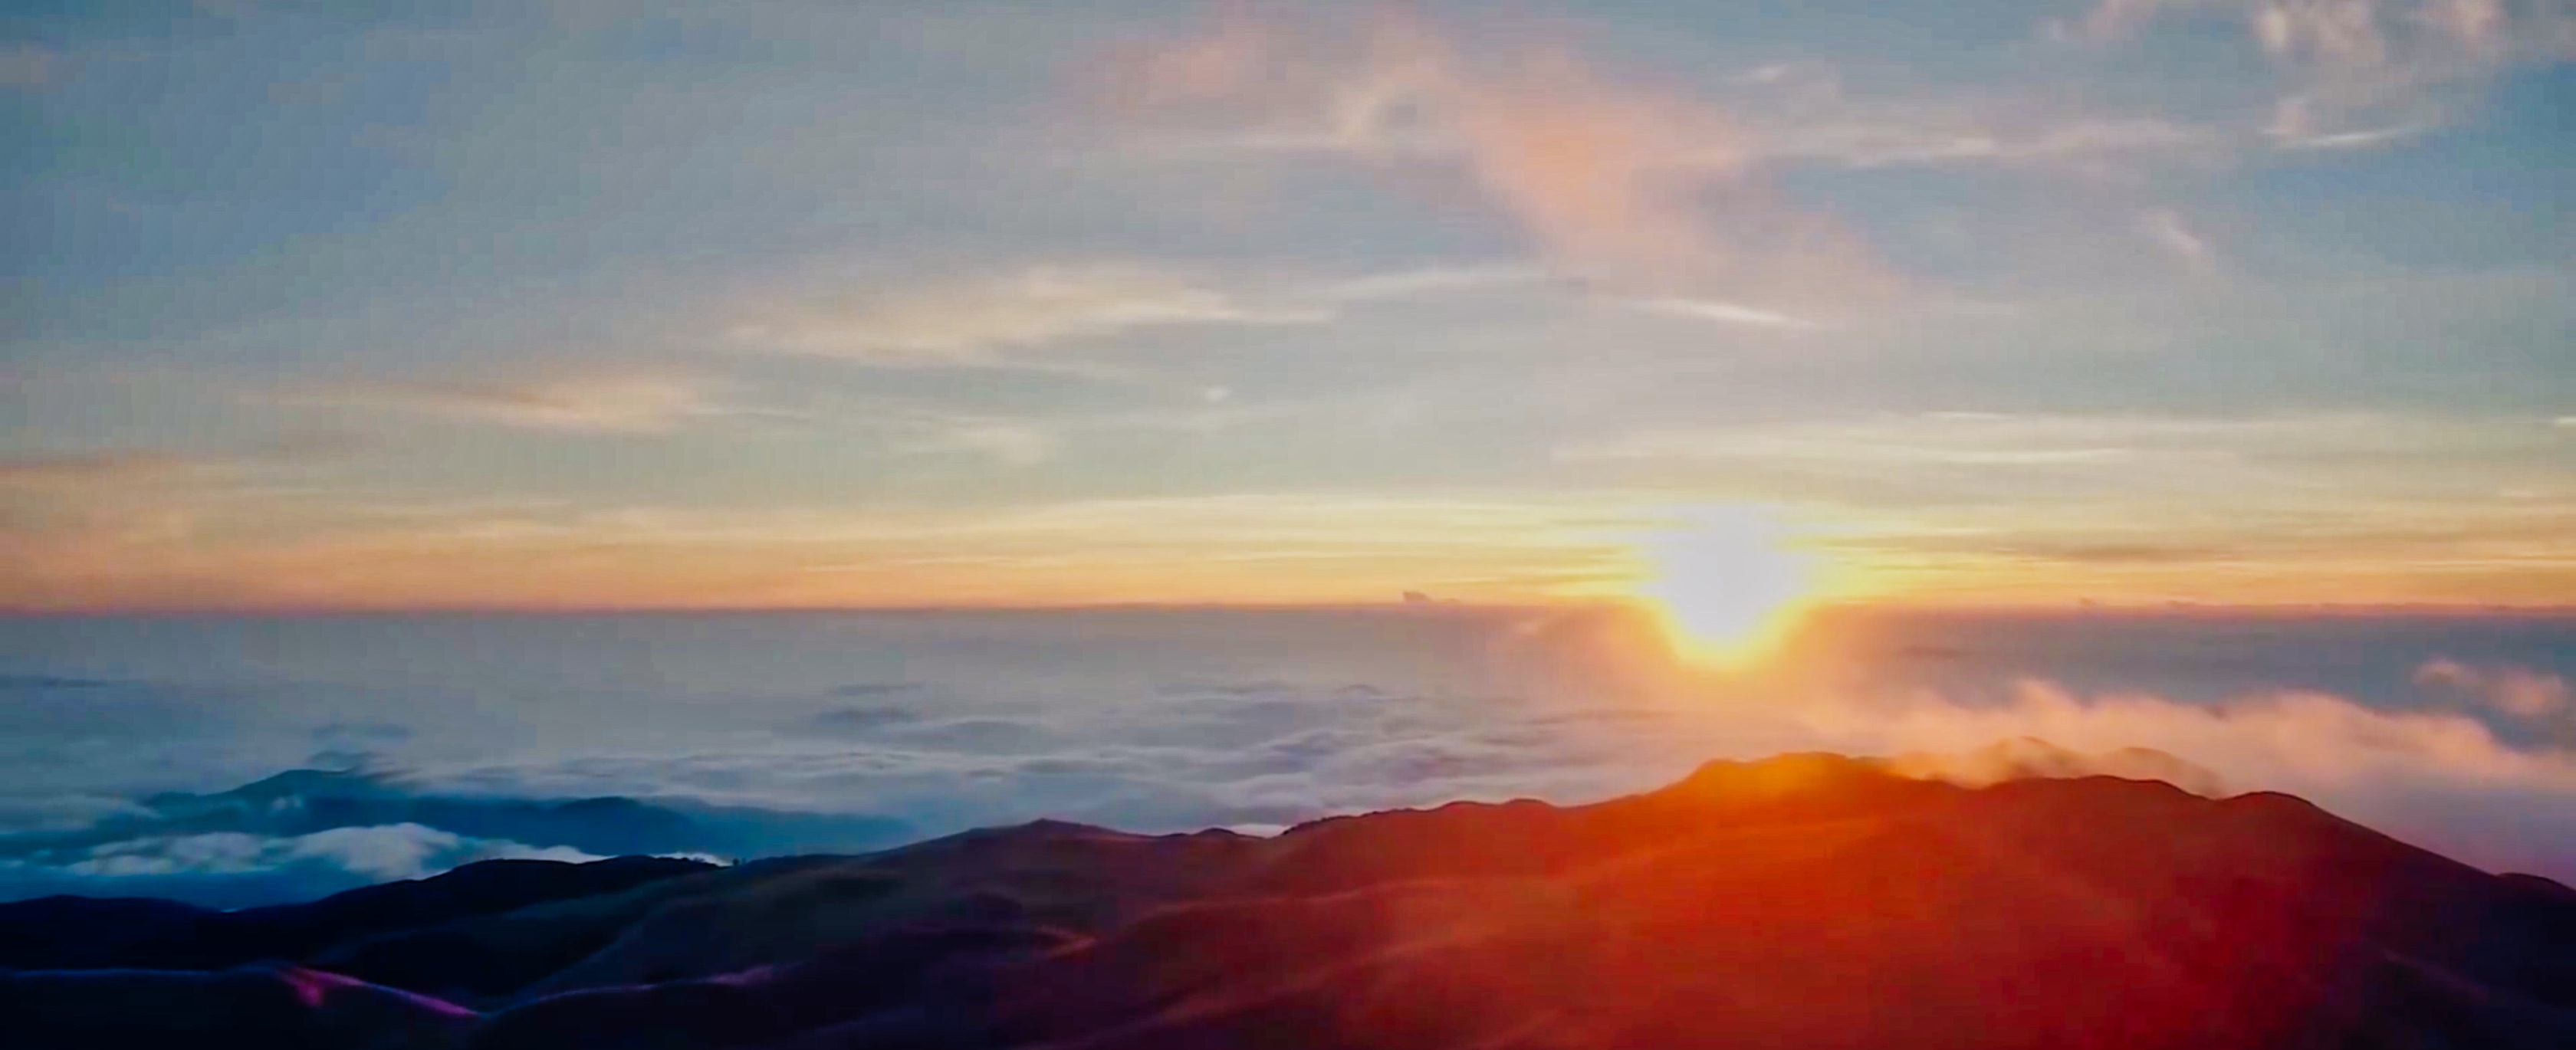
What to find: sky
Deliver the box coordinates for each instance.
[3,0,2573,612]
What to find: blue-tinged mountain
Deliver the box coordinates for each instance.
[133,769,914,859]
[0,769,914,907]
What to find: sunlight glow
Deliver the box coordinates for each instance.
[1637,507,1822,667]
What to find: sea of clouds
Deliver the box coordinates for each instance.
[0,822,602,909]
[1,609,2571,906]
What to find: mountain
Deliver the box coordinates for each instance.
[0,855,716,972]
[5,750,2572,1048]
[1873,737,2229,796]
[0,768,918,909]
[123,769,918,859]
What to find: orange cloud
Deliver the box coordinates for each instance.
[1112,3,1878,302]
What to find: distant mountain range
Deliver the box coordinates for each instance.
[0,767,915,907]
[134,768,918,861]
[5,749,2571,1048]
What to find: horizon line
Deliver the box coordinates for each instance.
[5,599,2574,619]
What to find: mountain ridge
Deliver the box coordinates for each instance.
[4,750,2572,1048]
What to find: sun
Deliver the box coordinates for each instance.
[1635,508,1821,667]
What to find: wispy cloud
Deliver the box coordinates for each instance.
[732,259,1562,371]
[278,370,733,433]
[1764,115,2213,169]
[1114,5,1876,300]
[734,262,1324,363]
[2061,0,2550,60]
[2254,0,2400,64]
[2137,209,2216,272]
[1728,64,2218,169]
[1307,263,1550,304]
[0,451,202,487]
[889,418,1060,467]
[1556,412,2171,469]
[1630,297,1819,329]
[2271,117,2434,149]
[1560,411,2571,476]
[2065,0,2576,142]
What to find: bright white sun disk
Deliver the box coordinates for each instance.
[1638,509,1819,664]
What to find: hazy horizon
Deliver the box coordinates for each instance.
[3,606,2571,909]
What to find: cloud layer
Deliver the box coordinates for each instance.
[3,609,2572,905]
[60,823,599,881]
[0,823,603,908]
[385,662,2576,882]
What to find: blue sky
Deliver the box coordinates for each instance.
[3,0,2571,610]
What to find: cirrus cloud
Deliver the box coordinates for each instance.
[2065,0,2576,143]
[733,262,1326,363]
[1113,4,1879,304]
[276,369,735,434]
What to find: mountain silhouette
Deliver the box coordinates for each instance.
[4,749,2571,1048]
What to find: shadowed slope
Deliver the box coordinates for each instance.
[0,855,715,973]
[1,964,478,1049]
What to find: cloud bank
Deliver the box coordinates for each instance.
[4,611,2571,907]
[60,823,599,881]
[330,613,2576,884]
[0,824,603,909]
[2415,658,2571,720]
